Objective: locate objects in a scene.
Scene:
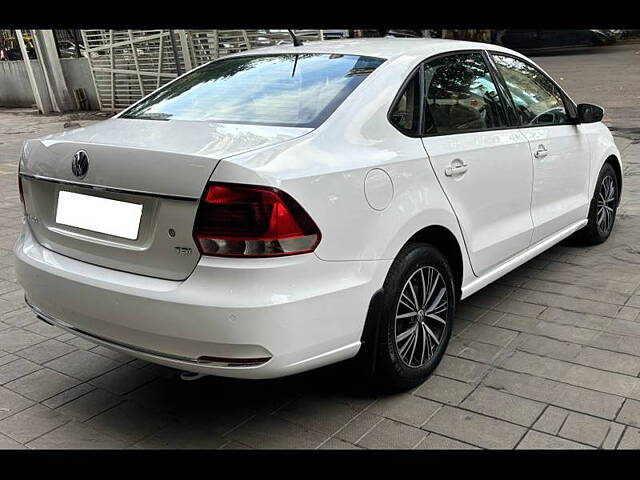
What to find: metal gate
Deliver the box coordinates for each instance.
[81,29,325,111]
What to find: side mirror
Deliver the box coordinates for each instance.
[577,103,604,123]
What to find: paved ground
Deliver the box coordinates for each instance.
[0,42,640,450]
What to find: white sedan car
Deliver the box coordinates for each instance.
[15,38,621,390]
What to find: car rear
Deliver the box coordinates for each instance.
[14,50,389,378]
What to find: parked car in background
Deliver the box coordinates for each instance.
[496,30,616,53]
[16,38,622,390]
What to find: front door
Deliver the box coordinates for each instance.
[491,53,591,244]
[420,52,535,276]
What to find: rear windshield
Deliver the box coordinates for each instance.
[121,53,385,128]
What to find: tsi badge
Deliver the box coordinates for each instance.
[174,247,192,256]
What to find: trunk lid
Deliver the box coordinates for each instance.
[20,118,311,280]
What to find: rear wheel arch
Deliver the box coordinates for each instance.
[404,225,464,299]
[355,224,464,378]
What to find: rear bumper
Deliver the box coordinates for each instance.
[15,224,390,379]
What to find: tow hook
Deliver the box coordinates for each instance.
[180,371,207,381]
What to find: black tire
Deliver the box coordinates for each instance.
[576,163,619,245]
[374,243,455,392]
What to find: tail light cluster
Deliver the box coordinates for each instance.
[193,182,321,257]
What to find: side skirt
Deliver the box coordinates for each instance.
[461,219,588,299]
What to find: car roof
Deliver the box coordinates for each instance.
[230,37,517,62]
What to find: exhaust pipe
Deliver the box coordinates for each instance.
[180,371,207,381]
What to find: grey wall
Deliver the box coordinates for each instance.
[0,58,99,110]
[60,58,99,110]
[0,60,52,108]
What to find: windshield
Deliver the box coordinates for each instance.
[121,53,385,128]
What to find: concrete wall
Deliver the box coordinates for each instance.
[0,57,99,110]
[60,58,99,110]
[0,60,52,108]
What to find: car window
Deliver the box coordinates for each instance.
[423,53,509,135]
[492,54,568,126]
[389,73,421,135]
[121,54,385,128]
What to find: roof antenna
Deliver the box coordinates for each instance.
[288,29,303,47]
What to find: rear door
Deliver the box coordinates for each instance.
[420,52,534,276]
[490,53,591,244]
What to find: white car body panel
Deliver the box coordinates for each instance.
[14,38,622,378]
[521,124,591,244]
[422,129,534,276]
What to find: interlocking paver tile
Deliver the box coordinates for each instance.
[416,432,479,449]
[500,350,640,398]
[484,369,623,419]
[225,414,328,449]
[26,421,127,449]
[493,298,546,317]
[4,368,80,402]
[533,406,569,435]
[16,338,76,364]
[56,388,122,422]
[457,323,518,347]
[602,423,626,449]
[413,375,475,406]
[89,345,133,363]
[515,290,620,318]
[45,349,120,381]
[0,404,69,444]
[0,431,24,449]
[274,394,368,435]
[368,393,441,428]
[616,398,640,427]
[618,426,640,449]
[22,320,64,339]
[88,364,157,395]
[0,385,34,420]
[333,411,383,444]
[522,278,630,306]
[423,405,526,449]
[460,386,546,427]
[0,328,47,353]
[497,313,598,345]
[0,358,41,385]
[135,418,236,449]
[318,437,360,449]
[435,355,491,383]
[559,412,612,447]
[517,430,592,449]
[447,338,504,363]
[357,418,426,449]
[42,383,95,409]
[86,401,174,444]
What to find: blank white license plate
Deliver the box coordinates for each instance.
[55,191,143,240]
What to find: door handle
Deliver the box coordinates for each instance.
[534,144,548,159]
[445,161,469,177]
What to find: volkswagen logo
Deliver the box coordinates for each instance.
[71,150,89,178]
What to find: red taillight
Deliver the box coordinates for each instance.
[193,183,321,257]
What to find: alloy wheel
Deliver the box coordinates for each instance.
[596,175,616,234]
[394,266,449,368]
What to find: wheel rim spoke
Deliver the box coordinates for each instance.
[426,287,446,313]
[597,175,616,233]
[396,324,417,343]
[394,265,449,368]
